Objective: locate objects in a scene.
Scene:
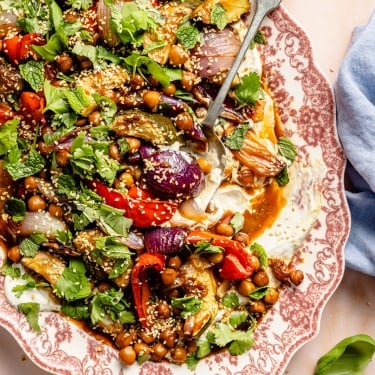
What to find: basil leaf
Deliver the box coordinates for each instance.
[19,60,44,92]
[314,334,375,375]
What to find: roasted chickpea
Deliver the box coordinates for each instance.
[160,328,177,348]
[167,255,182,269]
[215,222,234,237]
[196,157,212,174]
[181,70,196,91]
[48,203,64,219]
[264,287,279,305]
[97,281,112,293]
[252,270,269,287]
[118,171,135,189]
[56,149,70,167]
[124,136,141,153]
[143,90,161,109]
[168,45,189,65]
[238,279,256,297]
[139,331,155,344]
[172,347,187,363]
[134,342,150,356]
[161,268,177,285]
[88,110,102,126]
[156,301,171,319]
[249,300,267,314]
[234,232,251,247]
[119,346,136,366]
[130,73,145,90]
[175,112,193,131]
[8,245,21,263]
[116,331,135,349]
[289,269,304,285]
[207,251,224,264]
[250,254,261,272]
[162,82,176,96]
[27,195,47,211]
[24,176,39,191]
[152,342,168,360]
[109,142,121,161]
[55,53,73,73]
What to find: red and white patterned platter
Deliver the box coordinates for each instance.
[0,5,350,375]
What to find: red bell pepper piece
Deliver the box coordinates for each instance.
[3,33,45,64]
[19,92,46,125]
[90,180,177,228]
[0,104,17,125]
[131,253,165,328]
[186,230,255,280]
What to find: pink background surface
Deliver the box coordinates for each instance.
[1,1,375,374]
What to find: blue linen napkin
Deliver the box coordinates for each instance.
[335,10,375,277]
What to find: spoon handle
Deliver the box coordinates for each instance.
[203,0,281,127]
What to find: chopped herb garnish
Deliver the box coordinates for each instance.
[18,302,41,332]
[235,71,264,106]
[224,123,250,150]
[171,296,202,318]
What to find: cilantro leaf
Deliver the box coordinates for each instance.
[235,72,264,106]
[54,259,92,301]
[61,302,90,320]
[229,311,248,328]
[171,296,202,318]
[1,262,21,279]
[95,236,132,259]
[18,302,41,332]
[275,167,289,186]
[12,273,49,298]
[193,241,224,255]
[0,119,18,156]
[19,231,48,257]
[19,60,44,92]
[224,123,250,150]
[228,336,253,355]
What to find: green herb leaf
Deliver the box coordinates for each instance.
[55,230,73,245]
[193,241,224,255]
[95,236,132,259]
[54,259,92,301]
[211,4,227,30]
[19,60,44,92]
[278,137,297,162]
[65,0,93,10]
[222,292,240,308]
[43,80,70,114]
[1,262,21,279]
[275,167,289,186]
[186,353,199,371]
[18,302,41,332]
[235,72,264,106]
[4,198,26,222]
[12,273,49,298]
[64,86,95,116]
[171,296,202,318]
[19,232,48,257]
[61,302,90,320]
[314,334,375,375]
[5,149,45,180]
[176,24,201,49]
[224,123,250,150]
[229,311,248,328]
[230,212,244,234]
[249,286,269,300]
[250,242,268,268]
[0,119,19,157]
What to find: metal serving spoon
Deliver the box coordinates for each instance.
[192,0,282,213]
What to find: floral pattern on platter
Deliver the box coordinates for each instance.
[0,5,350,375]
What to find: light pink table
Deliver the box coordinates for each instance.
[1,1,375,374]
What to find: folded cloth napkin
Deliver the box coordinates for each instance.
[335,10,375,277]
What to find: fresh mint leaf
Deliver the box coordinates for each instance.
[43,80,70,114]
[95,236,132,259]
[0,118,18,156]
[18,302,41,332]
[109,258,132,279]
[278,137,297,162]
[275,167,289,186]
[19,60,44,92]
[5,149,45,180]
[193,241,224,255]
[171,296,202,318]
[4,198,26,222]
[224,123,250,150]
[211,4,227,30]
[97,204,132,236]
[65,0,93,10]
[54,259,92,301]
[235,72,264,106]
[33,31,67,62]
[176,24,201,49]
